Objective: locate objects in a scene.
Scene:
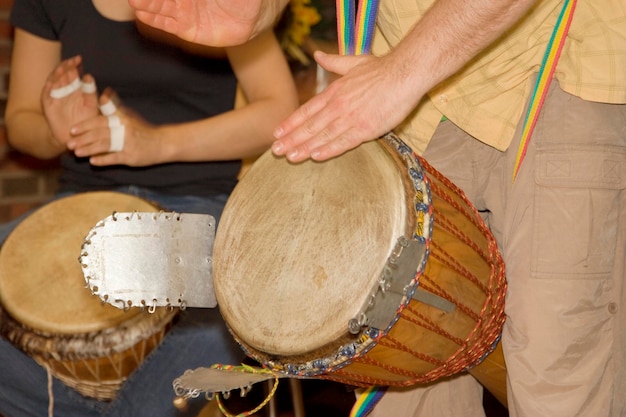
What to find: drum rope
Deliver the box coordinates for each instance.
[45,364,54,417]
[211,365,280,417]
[400,306,465,347]
[378,335,446,366]
[420,269,482,322]
[430,208,492,265]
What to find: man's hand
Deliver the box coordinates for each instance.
[271,50,424,163]
[128,0,289,46]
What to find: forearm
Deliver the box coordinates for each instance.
[388,0,536,104]
[5,111,65,160]
[158,97,296,162]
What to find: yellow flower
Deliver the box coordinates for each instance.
[287,1,322,46]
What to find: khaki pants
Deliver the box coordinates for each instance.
[369,80,626,417]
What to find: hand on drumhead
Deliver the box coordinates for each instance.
[42,55,99,148]
[68,88,164,167]
[271,51,422,163]
[129,0,288,46]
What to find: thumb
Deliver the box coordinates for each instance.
[313,50,369,76]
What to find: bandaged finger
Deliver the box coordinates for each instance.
[107,115,122,128]
[109,125,125,152]
[81,81,97,94]
[49,78,82,99]
[99,100,117,116]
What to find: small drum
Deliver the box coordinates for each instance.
[214,133,507,405]
[0,191,177,401]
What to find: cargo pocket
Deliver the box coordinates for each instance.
[532,144,625,279]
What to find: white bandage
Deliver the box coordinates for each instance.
[99,100,117,116]
[81,81,97,94]
[107,115,122,128]
[109,125,125,152]
[49,78,82,99]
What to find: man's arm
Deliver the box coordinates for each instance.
[272,0,537,162]
[128,0,289,46]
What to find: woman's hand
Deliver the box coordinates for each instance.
[68,89,166,167]
[41,55,99,149]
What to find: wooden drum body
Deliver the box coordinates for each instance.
[214,133,507,405]
[0,191,177,400]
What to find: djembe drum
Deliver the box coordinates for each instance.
[0,191,177,401]
[213,133,507,406]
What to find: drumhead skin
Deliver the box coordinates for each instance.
[214,140,408,356]
[0,191,159,334]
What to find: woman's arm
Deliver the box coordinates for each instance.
[161,28,298,161]
[5,30,99,160]
[4,29,63,159]
[79,29,298,167]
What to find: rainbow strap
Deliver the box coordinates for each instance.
[512,0,577,182]
[337,3,385,415]
[349,386,388,417]
[336,0,380,55]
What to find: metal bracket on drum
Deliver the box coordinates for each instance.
[80,212,217,310]
[348,236,455,334]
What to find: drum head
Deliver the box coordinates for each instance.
[0,191,158,334]
[214,141,409,356]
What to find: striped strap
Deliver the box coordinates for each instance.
[336,3,384,415]
[349,386,388,417]
[512,0,577,182]
[336,0,380,55]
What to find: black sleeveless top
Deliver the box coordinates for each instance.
[10,0,241,196]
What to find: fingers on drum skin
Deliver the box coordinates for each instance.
[286,115,348,162]
[311,129,361,161]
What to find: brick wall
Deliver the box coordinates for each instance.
[0,0,61,224]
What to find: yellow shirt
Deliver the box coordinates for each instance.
[372,0,626,153]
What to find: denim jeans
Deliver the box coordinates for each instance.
[0,187,244,417]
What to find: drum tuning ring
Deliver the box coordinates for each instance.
[380,266,392,291]
[348,313,368,334]
[114,299,130,311]
[240,385,253,397]
[368,294,376,308]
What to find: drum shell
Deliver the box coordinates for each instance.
[214,134,507,405]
